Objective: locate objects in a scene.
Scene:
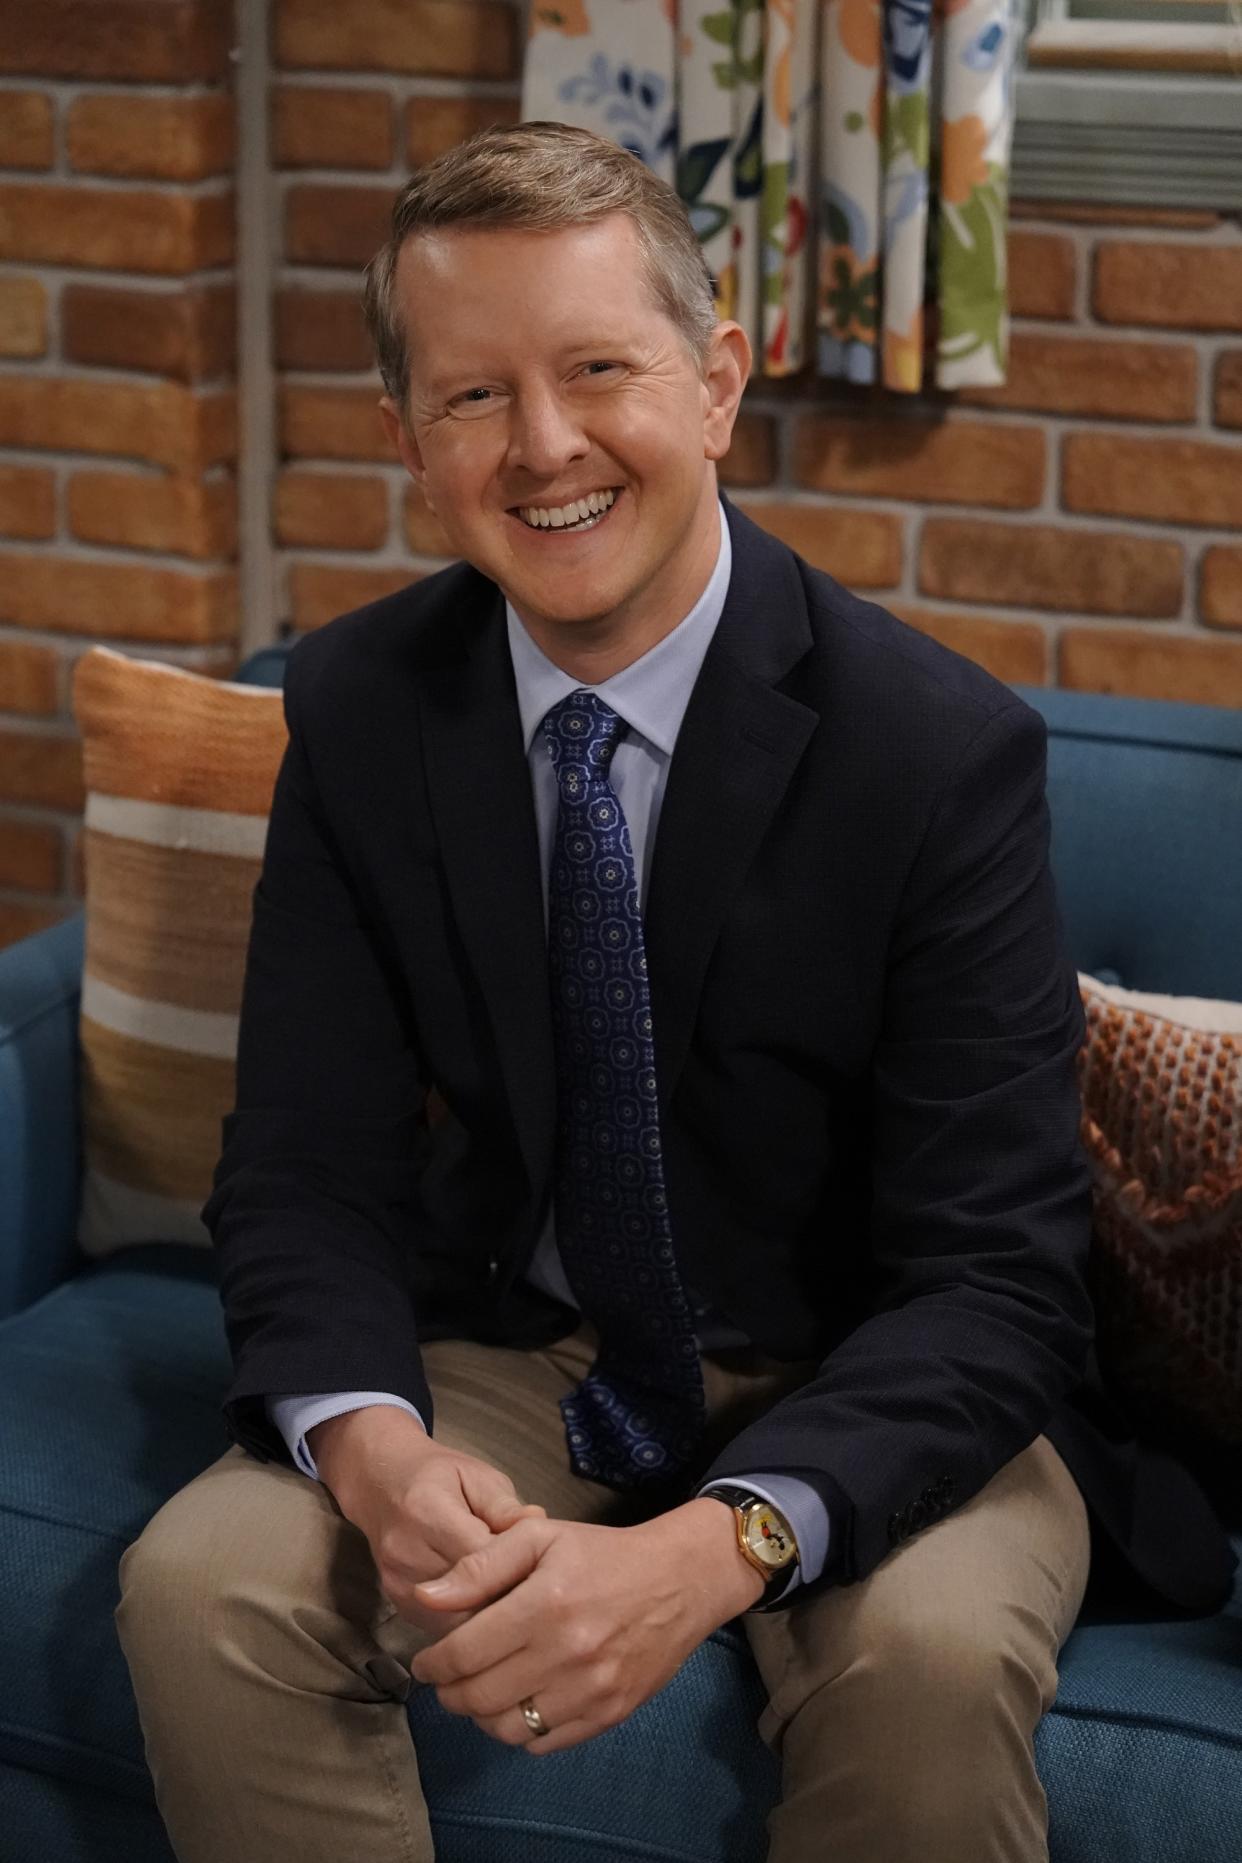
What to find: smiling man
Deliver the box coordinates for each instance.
[115,122,1234,1863]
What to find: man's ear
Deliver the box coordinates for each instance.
[378,395,431,502]
[702,321,751,464]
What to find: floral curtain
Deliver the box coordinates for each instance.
[522,0,1019,392]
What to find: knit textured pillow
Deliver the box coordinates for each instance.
[71,646,287,1256]
[1077,973,1242,1458]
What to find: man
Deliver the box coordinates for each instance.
[114,123,1234,1863]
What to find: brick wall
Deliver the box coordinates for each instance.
[744,203,1242,703]
[3,0,1241,952]
[272,0,525,631]
[271,7,1242,703]
[0,0,238,948]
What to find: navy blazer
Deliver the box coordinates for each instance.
[204,495,1235,1617]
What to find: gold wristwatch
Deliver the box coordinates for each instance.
[707,1486,800,1603]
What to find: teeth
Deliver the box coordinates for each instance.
[519,488,616,530]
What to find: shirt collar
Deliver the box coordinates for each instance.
[505,497,732,759]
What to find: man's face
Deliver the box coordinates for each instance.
[379,213,747,658]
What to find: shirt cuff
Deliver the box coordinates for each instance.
[697,1472,830,1602]
[265,1392,427,1482]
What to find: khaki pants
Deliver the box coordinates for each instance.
[115,1323,1091,1863]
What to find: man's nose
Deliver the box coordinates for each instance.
[505,388,589,479]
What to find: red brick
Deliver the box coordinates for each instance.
[1012,201,1219,230]
[62,282,235,382]
[289,561,419,631]
[0,730,83,809]
[68,470,237,560]
[0,551,237,643]
[284,183,394,267]
[0,466,56,540]
[275,288,373,372]
[0,92,54,168]
[1214,352,1242,431]
[1093,243,1242,332]
[719,411,776,488]
[960,331,1196,424]
[1201,548,1242,630]
[0,1,232,81]
[67,92,233,180]
[0,182,234,275]
[1007,231,1076,320]
[794,416,1044,510]
[893,606,1047,685]
[276,0,518,79]
[1060,628,1242,708]
[0,640,59,715]
[0,377,236,472]
[733,499,901,589]
[281,385,391,461]
[273,86,393,169]
[1062,434,1242,530]
[403,485,453,558]
[0,901,69,950]
[919,519,1182,618]
[406,94,520,166]
[274,471,389,549]
[0,276,46,357]
[0,820,62,892]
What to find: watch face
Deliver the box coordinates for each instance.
[741,1502,796,1571]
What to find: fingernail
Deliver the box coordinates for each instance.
[418,1577,451,1594]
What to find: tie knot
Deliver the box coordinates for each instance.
[541,690,626,795]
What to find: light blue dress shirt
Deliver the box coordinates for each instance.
[267,499,828,1599]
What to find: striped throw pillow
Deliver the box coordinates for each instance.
[72,645,288,1255]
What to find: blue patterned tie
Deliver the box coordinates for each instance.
[541,690,707,1488]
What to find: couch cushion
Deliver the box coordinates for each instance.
[1,1248,1238,1862]
[1039,1584,1242,1863]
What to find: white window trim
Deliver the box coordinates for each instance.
[1014,57,1242,209]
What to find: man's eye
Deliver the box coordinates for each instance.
[448,388,502,418]
[581,361,616,376]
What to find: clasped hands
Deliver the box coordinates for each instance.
[366,1442,765,1755]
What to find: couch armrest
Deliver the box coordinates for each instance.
[0,912,85,1320]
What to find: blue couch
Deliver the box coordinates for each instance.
[2,653,1239,1863]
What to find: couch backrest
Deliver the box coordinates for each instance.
[1014,686,1242,1002]
[237,648,1242,1005]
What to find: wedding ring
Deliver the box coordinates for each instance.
[521,1696,550,1737]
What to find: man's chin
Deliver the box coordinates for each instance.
[500,567,633,631]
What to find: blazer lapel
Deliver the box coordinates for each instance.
[411,497,818,1180]
[644,497,819,1117]
[415,591,556,1199]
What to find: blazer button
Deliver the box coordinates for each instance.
[937,1476,956,1504]
[887,1512,906,1545]
[907,1499,927,1534]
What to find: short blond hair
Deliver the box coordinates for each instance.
[362,120,718,413]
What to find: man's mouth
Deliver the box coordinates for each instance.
[510,487,622,535]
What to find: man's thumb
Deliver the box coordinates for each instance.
[416,1517,544,1608]
[459,1465,546,1533]
[484,1496,547,1531]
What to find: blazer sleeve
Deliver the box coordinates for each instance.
[697,698,1096,1603]
[201,641,436,1466]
